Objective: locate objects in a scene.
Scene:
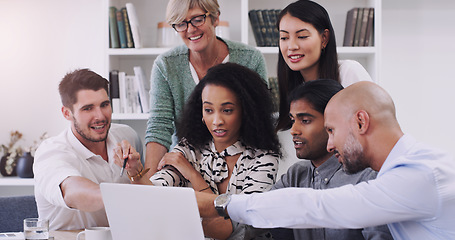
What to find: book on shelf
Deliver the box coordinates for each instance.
[273,10,281,46]
[120,7,134,48]
[352,8,364,47]
[116,10,127,48]
[109,7,120,48]
[118,71,128,113]
[343,7,374,47]
[357,8,370,46]
[109,5,135,48]
[133,66,150,113]
[125,3,142,48]
[255,10,268,47]
[116,70,146,114]
[248,10,265,47]
[364,8,374,46]
[127,74,142,114]
[343,8,358,46]
[109,70,121,114]
[249,9,281,47]
[268,77,279,112]
[262,10,275,47]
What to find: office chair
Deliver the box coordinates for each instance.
[0,195,38,232]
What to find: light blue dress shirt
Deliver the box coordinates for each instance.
[228,135,455,240]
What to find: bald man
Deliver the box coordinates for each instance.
[196,82,455,240]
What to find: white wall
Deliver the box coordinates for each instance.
[381,0,455,153]
[0,0,454,155]
[0,0,105,150]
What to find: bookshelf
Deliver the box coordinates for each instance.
[103,0,382,145]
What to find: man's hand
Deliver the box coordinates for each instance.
[113,140,142,176]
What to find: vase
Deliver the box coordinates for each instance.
[0,153,18,176]
[16,152,34,178]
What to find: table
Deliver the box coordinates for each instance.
[50,230,82,240]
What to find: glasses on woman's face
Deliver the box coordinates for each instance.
[172,12,210,32]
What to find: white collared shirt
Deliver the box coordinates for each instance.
[228,135,455,240]
[33,123,142,230]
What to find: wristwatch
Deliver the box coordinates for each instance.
[214,193,231,219]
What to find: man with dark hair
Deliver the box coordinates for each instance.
[271,79,391,240]
[33,69,143,230]
[196,81,455,240]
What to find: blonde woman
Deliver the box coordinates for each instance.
[144,0,267,179]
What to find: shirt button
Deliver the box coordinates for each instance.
[324,178,329,183]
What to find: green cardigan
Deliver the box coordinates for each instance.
[145,38,267,149]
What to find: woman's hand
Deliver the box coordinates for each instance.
[113,140,143,176]
[157,152,199,182]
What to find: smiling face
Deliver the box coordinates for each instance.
[279,13,328,80]
[177,7,218,53]
[63,89,112,147]
[201,84,242,152]
[289,99,331,166]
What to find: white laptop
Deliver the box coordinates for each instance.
[100,183,205,240]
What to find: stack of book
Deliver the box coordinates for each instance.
[268,77,279,112]
[343,8,374,47]
[109,66,150,114]
[248,9,281,47]
[109,3,142,49]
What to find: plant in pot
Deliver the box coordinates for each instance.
[0,131,23,176]
[16,132,48,178]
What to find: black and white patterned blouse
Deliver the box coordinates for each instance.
[150,139,280,195]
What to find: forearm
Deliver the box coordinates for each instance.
[60,176,103,212]
[186,168,211,192]
[202,217,233,240]
[144,142,167,177]
[195,192,219,218]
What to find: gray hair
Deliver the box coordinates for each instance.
[166,0,220,25]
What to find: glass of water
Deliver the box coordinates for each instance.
[23,218,49,240]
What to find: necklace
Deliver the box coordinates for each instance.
[192,51,220,79]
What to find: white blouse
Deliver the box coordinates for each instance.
[150,139,280,195]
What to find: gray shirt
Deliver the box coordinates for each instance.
[271,156,393,240]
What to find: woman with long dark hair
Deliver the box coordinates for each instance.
[275,0,372,130]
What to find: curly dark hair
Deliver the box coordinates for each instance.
[176,62,281,154]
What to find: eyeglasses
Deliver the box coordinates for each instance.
[172,12,210,32]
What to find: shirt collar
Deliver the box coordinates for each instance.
[378,134,416,176]
[66,126,112,161]
[201,140,245,183]
[310,155,342,182]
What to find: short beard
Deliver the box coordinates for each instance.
[341,132,368,174]
[74,118,109,143]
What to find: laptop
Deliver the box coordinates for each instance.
[100,183,205,240]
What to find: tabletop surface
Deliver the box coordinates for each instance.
[51,230,82,240]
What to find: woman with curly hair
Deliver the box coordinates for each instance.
[115,62,280,239]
